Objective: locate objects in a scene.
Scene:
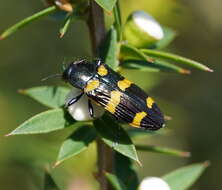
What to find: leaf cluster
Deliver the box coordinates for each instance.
[8,86,209,190]
[1,0,212,189]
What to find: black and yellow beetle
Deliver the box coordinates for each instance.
[62,59,164,130]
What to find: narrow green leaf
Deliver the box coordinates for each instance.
[0,6,57,40]
[163,161,210,190]
[99,27,118,70]
[105,172,127,190]
[94,0,117,12]
[154,27,177,49]
[120,44,154,62]
[115,152,139,190]
[44,172,60,190]
[55,126,96,166]
[94,114,140,164]
[120,44,190,74]
[120,61,160,73]
[136,145,190,158]
[19,86,70,108]
[141,49,213,72]
[59,15,72,38]
[120,59,190,74]
[113,1,122,41]
[6,109,74,135]
[127,128,164,139]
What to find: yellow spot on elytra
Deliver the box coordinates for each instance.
[146,97,154,109]
[84,80,100,93]
[130,112,147,128]
[105,91,122,114]
[117,79,133,91]
[97,65,108,76]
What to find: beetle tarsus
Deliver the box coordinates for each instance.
[66,92,84,108]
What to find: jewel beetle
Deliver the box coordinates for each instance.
[62,59,165,130]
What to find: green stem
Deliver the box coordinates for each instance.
[0,6,57,40]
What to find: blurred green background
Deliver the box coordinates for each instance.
[0,0,221,189]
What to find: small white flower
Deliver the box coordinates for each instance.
[66,88,104,121]
[133,11,164,40]
[139,177,171,190]
[123,11,164,48]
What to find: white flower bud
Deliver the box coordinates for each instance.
[139,177,171,190]
[123,11,164,48]
[66,88,104,121]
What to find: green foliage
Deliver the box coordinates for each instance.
[0,6,57,40]
[94,115,140,164]
[114,153,139,190]
[20,86,70,108]
[99,27,119,70]
[94,0,117,11]
[113,1,122,41]
[121,59,190,74]
[120,44,190,74]
[154,26,177,49]
[7,109,73,135]
[59,14,73,38]
[120,44,153,62]
[127,127,162,139]
[136,144,190,158]
[119,43,213,73]
[2,0,212,189]
[163,162,210,190]
[55,125,96,166]
[105,172,127,190]
[141,49,213,72]
[44,172,60,190]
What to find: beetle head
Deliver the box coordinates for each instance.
[62,60,97,89]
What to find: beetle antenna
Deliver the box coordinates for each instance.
[41,74,62,81]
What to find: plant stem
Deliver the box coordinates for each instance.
[87,1,114,190]
[87,0,106,54]
[96,138,114,190]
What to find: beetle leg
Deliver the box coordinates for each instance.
[88,99,94,118]
[65,92,84,108]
